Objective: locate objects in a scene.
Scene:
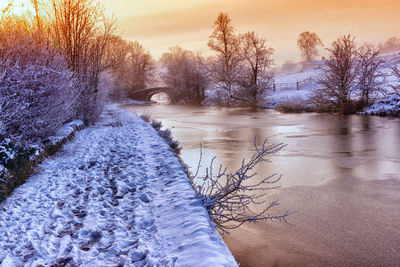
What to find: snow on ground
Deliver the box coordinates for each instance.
[362,94,400,116]
[0,104,237,266]
[273,68,319,84]
[263,68,320,108]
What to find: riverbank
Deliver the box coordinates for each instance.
[0,104,237,266]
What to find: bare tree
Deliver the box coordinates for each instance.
[126,41,153,93]
[49,0,116,123]
[104,37,153,100]
[237,31,274,106]
[313,35,359,113]
[297,31,323,68]
[161,46,208,104]
[191,139,292,233]
[104,35,130,101]
[391,65,400,96]
[208,12,242,104]
[356,44,384,106]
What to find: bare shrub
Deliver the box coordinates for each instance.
[276,96,312,113]
[192,138,292,233]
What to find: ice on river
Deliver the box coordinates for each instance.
[0,104,237,266]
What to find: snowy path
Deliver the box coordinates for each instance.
[0,105,237,266]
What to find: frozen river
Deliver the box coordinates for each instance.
[126,103,400,266]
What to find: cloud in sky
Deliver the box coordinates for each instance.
[103,0,400,63]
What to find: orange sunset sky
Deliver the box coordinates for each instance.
[4,0,400,64]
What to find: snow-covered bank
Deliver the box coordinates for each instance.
[361,94,400,116]
[0,105,237,266]
[0,120,84,203]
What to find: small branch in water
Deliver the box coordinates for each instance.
[191,136,294,234]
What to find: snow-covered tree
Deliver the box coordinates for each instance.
[161,46,208,104]
[236,31,274,106]
[208,12,242,104]
[356,44,384,106]
[313,35,359,113]
[378,37,400,53]
[105,37,154,101]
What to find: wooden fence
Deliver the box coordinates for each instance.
[273,77,313,92]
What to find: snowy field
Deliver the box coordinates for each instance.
[0,105,237,266]
[263,52,400,113]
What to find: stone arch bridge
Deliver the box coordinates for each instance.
[129,87,173,102]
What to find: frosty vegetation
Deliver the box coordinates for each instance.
[0,0,118,143]
[161,46,208,105]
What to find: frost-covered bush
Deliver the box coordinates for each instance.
[362,95,400,116]
[161,46,208,105]
[0,22,78,143]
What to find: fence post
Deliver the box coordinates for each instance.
[273,84,276,92]
[296,82,299,90]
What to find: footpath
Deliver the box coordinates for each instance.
[0,105,237,266]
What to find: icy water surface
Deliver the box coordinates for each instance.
[126,104,400,266]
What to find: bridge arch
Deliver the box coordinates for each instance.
[129,87,174,102]
[146,91,171,102]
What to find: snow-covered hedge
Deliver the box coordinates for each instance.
[362,95,400,116]
[0,120,84,202]
[43,120,84,156]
